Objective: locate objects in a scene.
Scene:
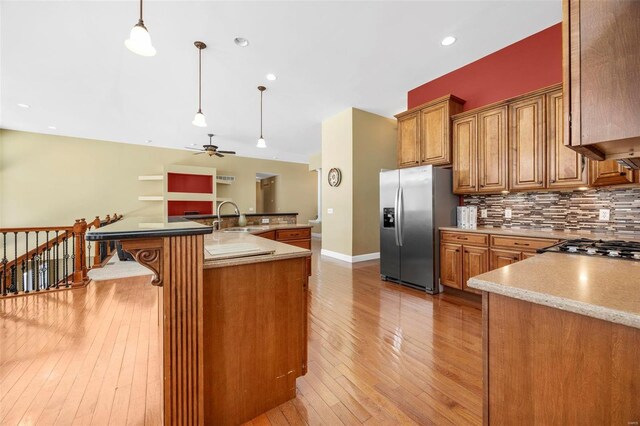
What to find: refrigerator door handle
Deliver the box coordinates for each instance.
[398,187,404,247]
[394,187,400,246]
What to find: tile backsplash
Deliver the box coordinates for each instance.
[463,187,640,235]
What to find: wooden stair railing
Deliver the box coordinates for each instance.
[0,214,122,297]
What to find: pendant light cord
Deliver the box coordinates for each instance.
[260,90,263,138]
[198,47,202,113]
[138,0,143,24]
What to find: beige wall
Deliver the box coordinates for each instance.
[320,108,396,257]
[308,151,321,171]
[321,109,354,255]
[352,109,397,255]
[0,130,317,227]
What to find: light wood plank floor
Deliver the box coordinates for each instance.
[1,240,482,425]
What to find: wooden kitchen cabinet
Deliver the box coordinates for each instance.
[453,116,478,194]
[590,159,637,187]
[396,95,464,168]
[490,248,521,270]
[397,112,420,167]
[440,242,462,289]
[547,89,588,189]
[509,95,546,191]
[477,106,509,193]
[563,0,640,160]
[462,246,488,295]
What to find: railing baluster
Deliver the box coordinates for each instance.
[23,232,29,293]
[55,231,59,288]
[63,231,69,288]
[34,232,40,292]
[12,232,18,294]
[1,232,7,296]
[45,231,50,290]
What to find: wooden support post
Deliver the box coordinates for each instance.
[90,216,101,267]
[121,234,205,425]
[72,218,87,286]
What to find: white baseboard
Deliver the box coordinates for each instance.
[311,233,322,239]
[321,249,380,263]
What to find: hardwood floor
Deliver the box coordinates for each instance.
[0,239,482,425]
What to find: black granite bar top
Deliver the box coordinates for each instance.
[86,217,213,241]
[173,212,299,220]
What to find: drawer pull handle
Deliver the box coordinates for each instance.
[513,242,530,246]
[457,237,468,240]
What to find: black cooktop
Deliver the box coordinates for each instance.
[538,238,640,260]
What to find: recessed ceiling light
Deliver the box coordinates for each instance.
[234,37,249,47]
[17,103,30,108]
[441,36,456,46]
[266,73,277,81]
[48,126,57,130]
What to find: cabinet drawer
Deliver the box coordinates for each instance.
[441,231,488,246]
[255,230,276,240]
[490,235,558,251]
[276,228,311,241]
[286,239,311,250]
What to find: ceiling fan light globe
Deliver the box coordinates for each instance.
[256,138,267,148]
[125,24,156,57]
[192,111,207,127]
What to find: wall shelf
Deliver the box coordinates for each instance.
[138,195,164,201]
[138,175,164,181]
[166,192,215,202]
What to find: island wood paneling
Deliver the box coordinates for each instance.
[485,293,640,425]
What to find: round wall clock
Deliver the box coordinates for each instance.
[328,168,342,187]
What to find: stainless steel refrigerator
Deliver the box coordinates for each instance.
[380,165,458,294]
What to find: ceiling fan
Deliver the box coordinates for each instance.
[185,134,236,157]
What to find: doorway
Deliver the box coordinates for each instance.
[256,173,279,213]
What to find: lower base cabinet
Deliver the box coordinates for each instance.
[257,227,312,276]
[463,246,489,294]
[441,231,558,294]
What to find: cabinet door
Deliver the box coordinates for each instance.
[453,116,478,194]
[589,160,636,187]
[547,89,588,189]
[490,248,521,270]
[440,243,462,289]
[463,246,489,295]
[420,101,449,165]
[521,252,536,260]
[565,0,640,152]
[478,106,508,193]
[509,95,545,191]
[397,113,420,168]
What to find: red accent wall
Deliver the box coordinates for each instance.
[167,201,213,216]
[167,173,213,194]
[407,23,562,111]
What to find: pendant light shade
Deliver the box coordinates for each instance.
[192,41,207,128]
[125,0,156,56]
[257,86,267,148]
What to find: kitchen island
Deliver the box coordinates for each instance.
[469,253,640,424]
[87,218,311,426]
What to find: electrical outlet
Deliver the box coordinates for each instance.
[504,208,512,219]
[261,218,270,224]
[327,208,334,215]
[599,209,610,221]
[481,209,488,218]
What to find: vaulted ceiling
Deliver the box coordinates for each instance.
[0,1,560,163]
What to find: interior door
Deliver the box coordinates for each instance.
[398,166,434,291]
[379,170,400,280]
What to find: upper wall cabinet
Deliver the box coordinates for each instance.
[453,105,508,194]
[395,95,465,168]
[397,112,420,167]
[563,0,640,161]
[509,95,545,191]
[547,89,588,189]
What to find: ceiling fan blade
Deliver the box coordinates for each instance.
[193,151,205,155]
[185,147,204,151]
[215,153,224,157]
[217,150,236,154]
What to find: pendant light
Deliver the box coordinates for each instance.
[124,0,156,57]
[256,86,267,148]
[192,41,207,127]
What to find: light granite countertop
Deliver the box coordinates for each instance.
[468,252,640,329]
[203,230,311,269]
[439,225,640,242]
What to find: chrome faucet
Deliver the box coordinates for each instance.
[216,200,240,230]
